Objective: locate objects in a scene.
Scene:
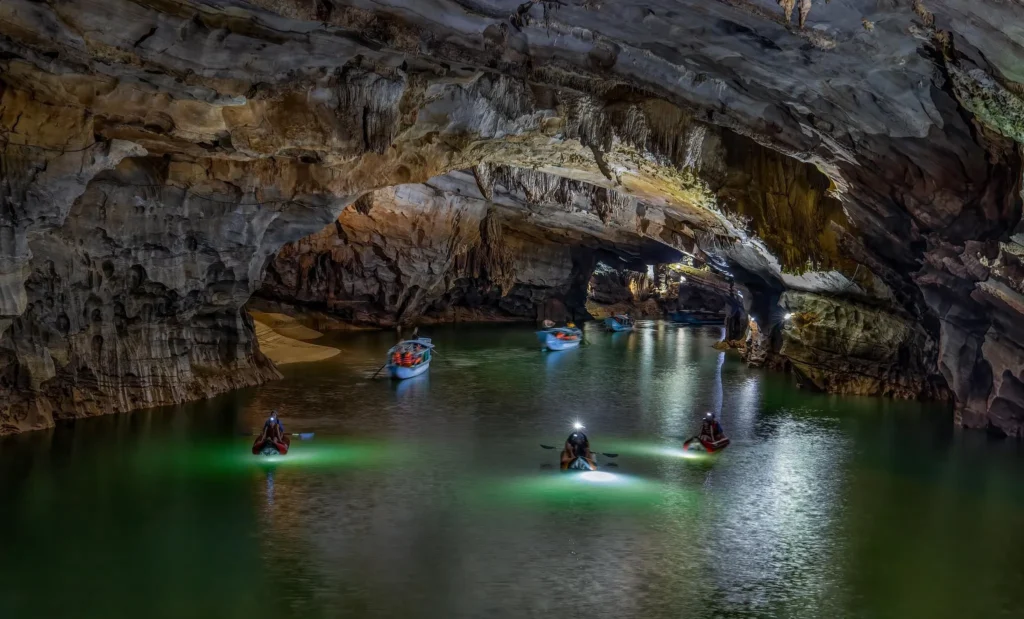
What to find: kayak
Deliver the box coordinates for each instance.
[385,338,434,380]
[252,435,291,456]
[537,327,582,351]
[564,456,597,471]
[604,316,634,332]
[683,435,730,453]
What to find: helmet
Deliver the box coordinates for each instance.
[567,431,588,446]
[705,412,715,419]
[567,432,589,457]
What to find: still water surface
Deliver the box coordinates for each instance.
[2,322,1024,618]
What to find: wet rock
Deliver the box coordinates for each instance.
[585,262,661,319]
[259,182,595,326]
[779,291,943,400]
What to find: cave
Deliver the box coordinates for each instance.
[6,1,1024,614]
[2,0,1024,436]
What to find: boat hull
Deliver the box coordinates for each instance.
[252,437,290,456]
[683,436,730,453]
[563,456,597,471]
[388,360,430,379]
[670,311,724,326]
[542,335,581,351]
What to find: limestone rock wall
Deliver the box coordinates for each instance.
[779,291,943,400]
[0,149,356,433]
[260,182,594,326]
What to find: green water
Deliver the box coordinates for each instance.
[3,322,1024,619]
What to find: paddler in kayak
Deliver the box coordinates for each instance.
[265,410,285,436]
[699,412,724,443]
[253,410,290,454]
[560,428,596,471]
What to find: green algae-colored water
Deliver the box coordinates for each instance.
[3,322,1024,618]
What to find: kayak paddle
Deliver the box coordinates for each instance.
[244,432,315,440]
[540,444,617,457]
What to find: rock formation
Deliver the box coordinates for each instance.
[2,0,1024,435]
[585,262,661,320]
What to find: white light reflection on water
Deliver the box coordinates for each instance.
[579,470,618,483]
[705,417,849,615]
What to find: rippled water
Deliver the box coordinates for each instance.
[3,322,1024,618]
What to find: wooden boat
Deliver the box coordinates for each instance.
[669,310,725,326]
[536,327,582,351]
[604,315,634,332]
[385,338,434,379]
[683,435,731,453]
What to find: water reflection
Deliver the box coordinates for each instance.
[395,373,430,397]
[4,322,1022,619]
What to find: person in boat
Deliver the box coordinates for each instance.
[699,412,724,443]
[256,411,287,446]
[560,430,596,471]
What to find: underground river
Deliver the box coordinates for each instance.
[2,322,1024,618]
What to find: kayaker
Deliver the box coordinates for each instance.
[699,412,724,442]
[256,411,285,445]
[560,430,596,471]
[266,410,285,434]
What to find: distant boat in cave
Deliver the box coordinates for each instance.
[385,338,434,379]
[604,315,635,332]
[537,327,583,351]
[669,310,725,326]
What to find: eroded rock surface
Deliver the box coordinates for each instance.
[779,291,943,400]
[260,179,599,326]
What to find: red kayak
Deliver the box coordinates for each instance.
[683,435,730,453]
[252,435,291,456]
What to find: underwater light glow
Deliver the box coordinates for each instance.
[651,446,703,460]
[579,471,618,483]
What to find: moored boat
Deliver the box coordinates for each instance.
[537,327,582,351]
[604,315,634,332]
[385,338,434,379]
[669,310,725,326]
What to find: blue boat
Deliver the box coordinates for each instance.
[536,327,582,351]
[385,338,434,379]
[669,311,725,326]
[604,315,634,332]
